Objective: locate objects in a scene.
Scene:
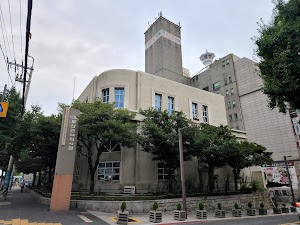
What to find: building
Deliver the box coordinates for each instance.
[76,69,229,193]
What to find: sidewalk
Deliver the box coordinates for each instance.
[88,208,298,225]
[0,187,109,225]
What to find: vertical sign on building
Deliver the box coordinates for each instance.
[50,107,80,211]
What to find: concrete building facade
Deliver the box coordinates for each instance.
[75,69,232,193]
[192,54,299,163]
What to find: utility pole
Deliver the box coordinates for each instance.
[1,84,7,101]
[1,0,33,200]
[178,128,187,218]
[284,156,296,204]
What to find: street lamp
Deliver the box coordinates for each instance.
[283,155,296,204]
[178,127,187,218]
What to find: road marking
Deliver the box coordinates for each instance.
[0,219,62,225]
[78,215,93,223]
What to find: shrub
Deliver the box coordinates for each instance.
[153,202,159,211]
[177,203,182,210]
[248,202,252,209]
[234,203,239,209]
[217,203,222,210]
[198,203,204,210]
[260,203,264,209]
[120,201,126,212]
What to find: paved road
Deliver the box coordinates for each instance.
[0,187,109,225]
[160,215,300,225]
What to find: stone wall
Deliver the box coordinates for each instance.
[31,189,272,214]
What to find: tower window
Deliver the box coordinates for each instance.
[115,88,124,108]
[192,103,199,121]
[102,88,109,103]
[213,82,220,91]
[155,93,162,111]
[202,105,209,123]
[168,97,174,114]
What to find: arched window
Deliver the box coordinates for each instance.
[101,140,121,152]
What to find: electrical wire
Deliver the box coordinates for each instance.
[0,43,13,85]
[0,12,8,59]
[0,2,12,61]
[19,0,23,60]
[7,0,16,61]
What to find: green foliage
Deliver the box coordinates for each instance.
[153,202,159,211]
[260,203,264,209]
[140,109,195,193]
[198,203,204,210]
[120,201,127,212]
[176,203,182,211]
[234,203,239,209]
[248,202,252,209]
[255,0,300,112]
[191,124,235,193]
[217,203,222,210]
[73,100,140,194]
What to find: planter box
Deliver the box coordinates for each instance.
[215,209,225,218]
[273,208,282,214]
[174,210,186,221]
[117,211,129,224]
[232,209,242,217]
[196,210,207,219]
[281,207,289,213]
[290,206,297,213]
[259,208,267,215]
[247,209,256,216]
[149,210,162,223]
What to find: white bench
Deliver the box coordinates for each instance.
[123,186,135,194]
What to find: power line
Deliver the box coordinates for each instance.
[19,0,23,60]
[7,0,16,61]
[0,2,12,61]
[0,43,13,85]
[0,11,8,58]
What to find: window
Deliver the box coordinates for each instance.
[155,93,162,111]
[229,76,232,83]
[97,161,120,181]
[236,126,240,130]
[234,113,238,120]
[168,97,174,114]
[232,100,236,108]
[229,115,232,121]
[192,103,199,121]
[101,140,121,152]
[224,78,228,85]
[226,90,229,96]
[227,101,231,109]
[114,88,124,108]
[226,59,230,65]
[102,88,109,103]
[230,88,234,95]
[222,61,226,67]
[158,164,173,180]
[75,165,80,181]
[212,82,220,91]
[202,105,208,123]
[203,86,209,91]
[85,97,88,103]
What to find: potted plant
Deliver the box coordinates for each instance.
[281,203,289,213]
[215,203,225,218]
[174,203,186,221]
[232,203,242,217]
[117,201,129,224]
[246,202,256,216]
[149,202,162,223]
[291,202,297,213]
[273,202,282,214]
[196,202,207,219]
[259,203,267,215]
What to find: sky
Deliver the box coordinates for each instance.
[0,0,274,115]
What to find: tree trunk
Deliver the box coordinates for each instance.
[89,170,95,194]
[167,171,173,194]
[38,171,42,187]
[48,167,52,184]
[233,169,240,192]
[32,172,37,187]
[208,166,214,193]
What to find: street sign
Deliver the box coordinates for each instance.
[0,102,9,117]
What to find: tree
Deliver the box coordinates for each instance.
[224,141,273,192]
[73,100,140,194]
[255,0,300,112]
[140,109,195,193]
[192,124,235,193]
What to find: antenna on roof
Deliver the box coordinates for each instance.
[159,11,163,17]
[148,21,151,26]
